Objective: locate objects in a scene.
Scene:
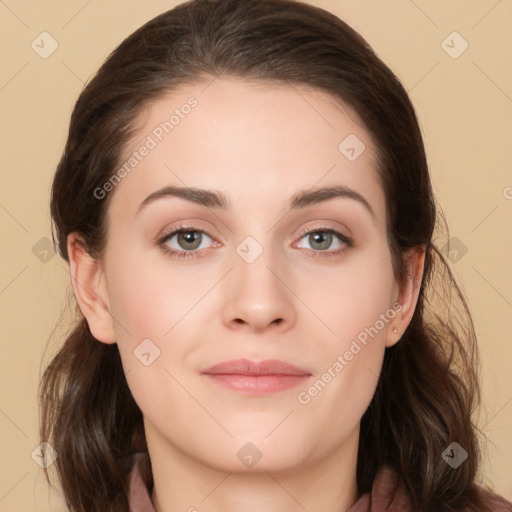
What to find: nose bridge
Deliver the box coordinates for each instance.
[234,232,283,296]
[221,230,296,331]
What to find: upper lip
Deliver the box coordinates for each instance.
[202,358,311,376]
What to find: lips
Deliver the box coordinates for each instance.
[202,358,310,376]
[201,358,312,394]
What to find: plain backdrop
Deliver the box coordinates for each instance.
[0,1,511,510]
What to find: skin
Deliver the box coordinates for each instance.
[68,77,425,512]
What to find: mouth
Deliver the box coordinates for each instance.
[201,358,312,395]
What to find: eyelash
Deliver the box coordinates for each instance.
[156,222,353,260]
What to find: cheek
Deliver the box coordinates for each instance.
[297,244,396,349]
[303,340,385,444]
[105,249,208,344]
[296,275,392,439]
[294,246,395,415]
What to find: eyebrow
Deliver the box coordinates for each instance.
[137,184,375,218]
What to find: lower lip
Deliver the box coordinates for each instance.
[204,374,311,394]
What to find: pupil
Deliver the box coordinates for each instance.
[311,231,331,250]
[180,231,200,249]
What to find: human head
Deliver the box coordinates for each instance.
[42,1,480,511]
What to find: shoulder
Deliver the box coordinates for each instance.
[357,465,512,512]
[477,487,512,512]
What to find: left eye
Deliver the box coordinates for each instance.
[296,229,349,252]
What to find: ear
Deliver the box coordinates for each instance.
[67,232,117,344]
[385,245,426,348]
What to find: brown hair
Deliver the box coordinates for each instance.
[41,0,491,510]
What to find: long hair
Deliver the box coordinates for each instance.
[41,0,488,510]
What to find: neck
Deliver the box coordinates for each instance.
[148,426,360,512]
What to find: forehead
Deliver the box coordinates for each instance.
[107,77,386,226]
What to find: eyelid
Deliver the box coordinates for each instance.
[157,221,350,245]
[294,221,352,241]
[156,220,220,243]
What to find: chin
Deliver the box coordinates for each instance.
[214,449,308,475]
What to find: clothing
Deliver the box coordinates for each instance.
[127,452,512,512]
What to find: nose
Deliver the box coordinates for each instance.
[221,246,297,333]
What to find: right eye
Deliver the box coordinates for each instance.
[158,226,217,259]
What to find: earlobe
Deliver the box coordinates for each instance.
[67,232,117,344]
[386,246,426,348]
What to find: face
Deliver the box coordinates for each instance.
[75,77,416,473]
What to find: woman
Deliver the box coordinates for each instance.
[40,0,512,510]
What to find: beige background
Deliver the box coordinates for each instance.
[0,0,511,510]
